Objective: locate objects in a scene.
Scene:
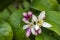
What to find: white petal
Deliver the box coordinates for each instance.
[24,21,30,24]
[38,11,45,20]
[23,18,30,24]
[23,25,29,30]
[31,28,36,35]
[34,25,40,30]
[42,22,52,28]
[32,15,37,22]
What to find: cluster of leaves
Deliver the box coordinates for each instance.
[0,0,60,40]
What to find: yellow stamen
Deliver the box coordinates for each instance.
[37,20,43,26]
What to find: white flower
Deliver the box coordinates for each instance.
[32,11,52,28]
[23,11,52,37]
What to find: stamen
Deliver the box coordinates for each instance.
[37,20,43,26]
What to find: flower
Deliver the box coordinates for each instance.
[23,11,52,37]
[23,11,32,24]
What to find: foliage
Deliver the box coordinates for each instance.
[0,0,60,40]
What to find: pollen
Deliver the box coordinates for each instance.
[37,20,43,26]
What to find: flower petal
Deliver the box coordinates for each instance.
[38,28,42,34]
[35,28,42,35]
[34,24,40,30]
[42,22,52,28]
[38,11,45,20]
[28,11,33,17]
[26,28,31,37]
[23,25,29,30]
[23,13,28,17]
[23,18,27,21]
[23,18,30,24]
[31,27,37,35]
[32,15,37,22]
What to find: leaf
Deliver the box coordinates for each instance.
[8,1,30,13]
[0,9,11,20]
[57,4,60,11]
[0,0,15,11]
[8,5,17,12]
[8,8,29,40]
[0,20,13,40]
[23,1,30,11]
[36,28,60,40]
[45,11,60,36]
[31,0,58,11]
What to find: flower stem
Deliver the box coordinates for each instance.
[30,34,35,40]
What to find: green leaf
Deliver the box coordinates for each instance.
[57,4,60,11]
[8,9,29,40]
[36,28,60,40]
[31,0,58,11]
[45,11,60,36]
[23,1,30,11]
[0,9,11,20]
[0,20,13,40]
[8,5,17,12]
[8,1,30,13]
[0,0,15,11]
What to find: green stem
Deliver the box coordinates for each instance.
[30,34,35,40]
